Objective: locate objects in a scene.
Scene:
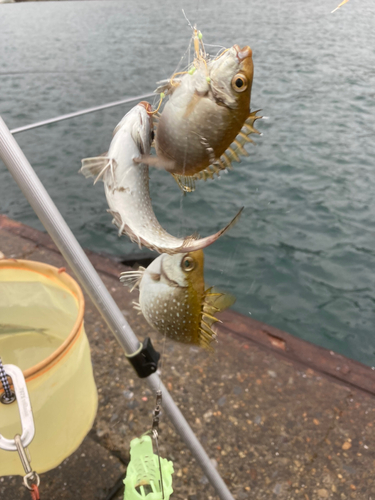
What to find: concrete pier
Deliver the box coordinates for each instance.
[1,214,375,500]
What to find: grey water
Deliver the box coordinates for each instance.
[1,0,374,365]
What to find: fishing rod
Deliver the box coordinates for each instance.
[0,116,236,500]
[10,93,155,135]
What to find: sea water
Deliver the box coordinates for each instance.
[0,0,374,364]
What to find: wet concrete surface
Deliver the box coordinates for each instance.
[1,218,375,500]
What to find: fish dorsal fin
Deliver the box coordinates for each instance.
[154,78,183,96]
[197,291,221,350]
[119,267,146,292]
[192,109,262,184]
[180,232,200,247]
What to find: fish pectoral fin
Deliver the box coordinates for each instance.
[119,270,145,292]
[80,156,112,184]
[134,154,176,172]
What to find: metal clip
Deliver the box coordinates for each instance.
[151,390,164,499]
[152,390,162,437]
[0,357,16,404]
[0,364,35,451]
[14,434,40,490]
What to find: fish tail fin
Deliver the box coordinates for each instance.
[170,207,243,254]
[215,206,243,236]
[119,268,145,292]
[80,155,112,184]
[172,174,196,193]
[203,286,236,312]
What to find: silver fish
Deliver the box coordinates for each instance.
[80,102,242,254]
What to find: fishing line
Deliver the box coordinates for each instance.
[203,43,226,50]
[182,9,194,30]
[150,24,196,253]
[203,44,227,58]
[170,34,193,81]
[178,190,185,240]
[157,331,168,392]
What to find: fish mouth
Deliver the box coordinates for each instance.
[138,100,154,128]
[160,255,187,288]
[138,101,153,113]
[233,44,253,62]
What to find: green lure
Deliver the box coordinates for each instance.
[123,435,174,500]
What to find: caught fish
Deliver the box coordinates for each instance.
[139,29,261,192]
[120,250,235,349]
[80,102,242,254]
[0,324,47,336]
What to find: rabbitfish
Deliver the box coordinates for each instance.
[120,250,235,349]
[80,102,242,254]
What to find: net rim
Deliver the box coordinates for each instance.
[0,259,85,381]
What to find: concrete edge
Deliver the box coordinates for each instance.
[1,213,375,397]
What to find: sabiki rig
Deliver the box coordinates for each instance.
[137,28,262,192]
[119,250,235,349]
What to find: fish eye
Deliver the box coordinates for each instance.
[181,255,195,272]
[231,74,248,93]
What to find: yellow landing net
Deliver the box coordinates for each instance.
[0,259,97,475]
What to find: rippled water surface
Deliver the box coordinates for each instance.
[1,0,374,364]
